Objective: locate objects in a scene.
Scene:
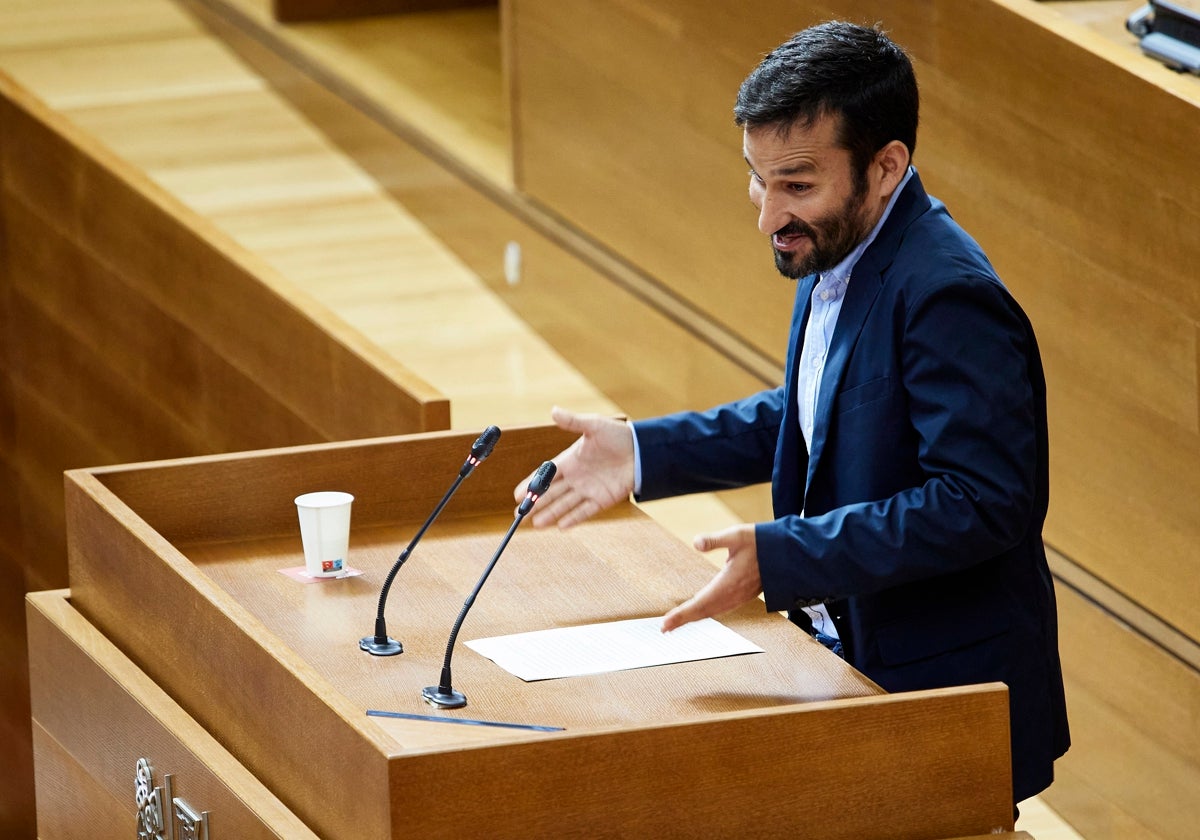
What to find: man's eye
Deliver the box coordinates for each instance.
[789,183,810,193]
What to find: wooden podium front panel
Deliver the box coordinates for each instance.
[27,590,319,839]
[64,426,1015,838]
[389,683,1013,839]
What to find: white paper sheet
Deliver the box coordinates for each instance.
[464,617,764,681]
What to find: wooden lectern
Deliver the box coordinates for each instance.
[30,425,1016,838]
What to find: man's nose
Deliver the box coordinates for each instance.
[756,190,789,237]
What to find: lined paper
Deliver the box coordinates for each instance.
[465,617,764,681]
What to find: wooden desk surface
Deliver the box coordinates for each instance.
[184,509,880,747]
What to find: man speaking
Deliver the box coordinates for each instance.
[518,21,1069,810]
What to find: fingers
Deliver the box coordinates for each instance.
[692,525,742,554]
[514,408,582,504]
[661,597,706,633]
[521,474,568,513]
[530,482,595,528]
[514,406,634,527]
[550,405,586,434]
[660,564,730,632]
[551,405,624,449]
[663,524,762,633]
[661,563,744,632]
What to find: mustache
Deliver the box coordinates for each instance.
[773,220,817,239]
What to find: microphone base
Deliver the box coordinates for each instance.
[359,636,403,656]
[421,685,467,709]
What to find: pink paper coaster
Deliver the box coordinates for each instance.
[278,566,364,584]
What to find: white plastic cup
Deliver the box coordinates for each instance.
[294,491,354,578]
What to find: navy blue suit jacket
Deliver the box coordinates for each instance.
[634,172,1069,803]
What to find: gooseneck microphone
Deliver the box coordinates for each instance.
[422,460,556,708]
[359,426,501,656]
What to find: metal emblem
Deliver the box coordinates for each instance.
[135,759,174,840]
[136,759,211,839]
[173,797,210,840]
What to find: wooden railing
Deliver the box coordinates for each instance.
[0,70,448,835]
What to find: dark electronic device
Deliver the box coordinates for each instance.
[1127,1,1200,74]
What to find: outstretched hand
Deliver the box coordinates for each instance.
[661,524,763,632]
[514,406,635,528]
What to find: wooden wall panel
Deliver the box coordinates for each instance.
[509,0,794,361]
[0,71,36,840]
[0,581,34,837]
[1046,583,1200,839]
[507,0,1200,640]
[272,0,490,25]
[903,0,1200,643]
[0,85,449,447]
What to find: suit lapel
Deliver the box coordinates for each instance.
[773,273,817,518]
[804,172,933,499]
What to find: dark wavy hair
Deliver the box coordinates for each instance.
[734,22,919,181]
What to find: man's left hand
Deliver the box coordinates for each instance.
[661,524,763,632]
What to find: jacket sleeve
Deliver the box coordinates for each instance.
[633,388,785,501]
[756,276,1045,611]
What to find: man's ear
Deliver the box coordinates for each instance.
[874,140,911,197]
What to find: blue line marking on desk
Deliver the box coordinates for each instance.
[366,709,564,731]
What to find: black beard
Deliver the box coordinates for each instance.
[772,186,872,280]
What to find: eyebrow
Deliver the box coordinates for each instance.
[744,155,818,177]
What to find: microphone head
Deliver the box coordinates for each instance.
[528,460,557,497]
[471,425,502,461]
[517,461,556,515]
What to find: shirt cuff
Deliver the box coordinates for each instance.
[628,420,643,496]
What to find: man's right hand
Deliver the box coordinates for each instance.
[514,406,635,528]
